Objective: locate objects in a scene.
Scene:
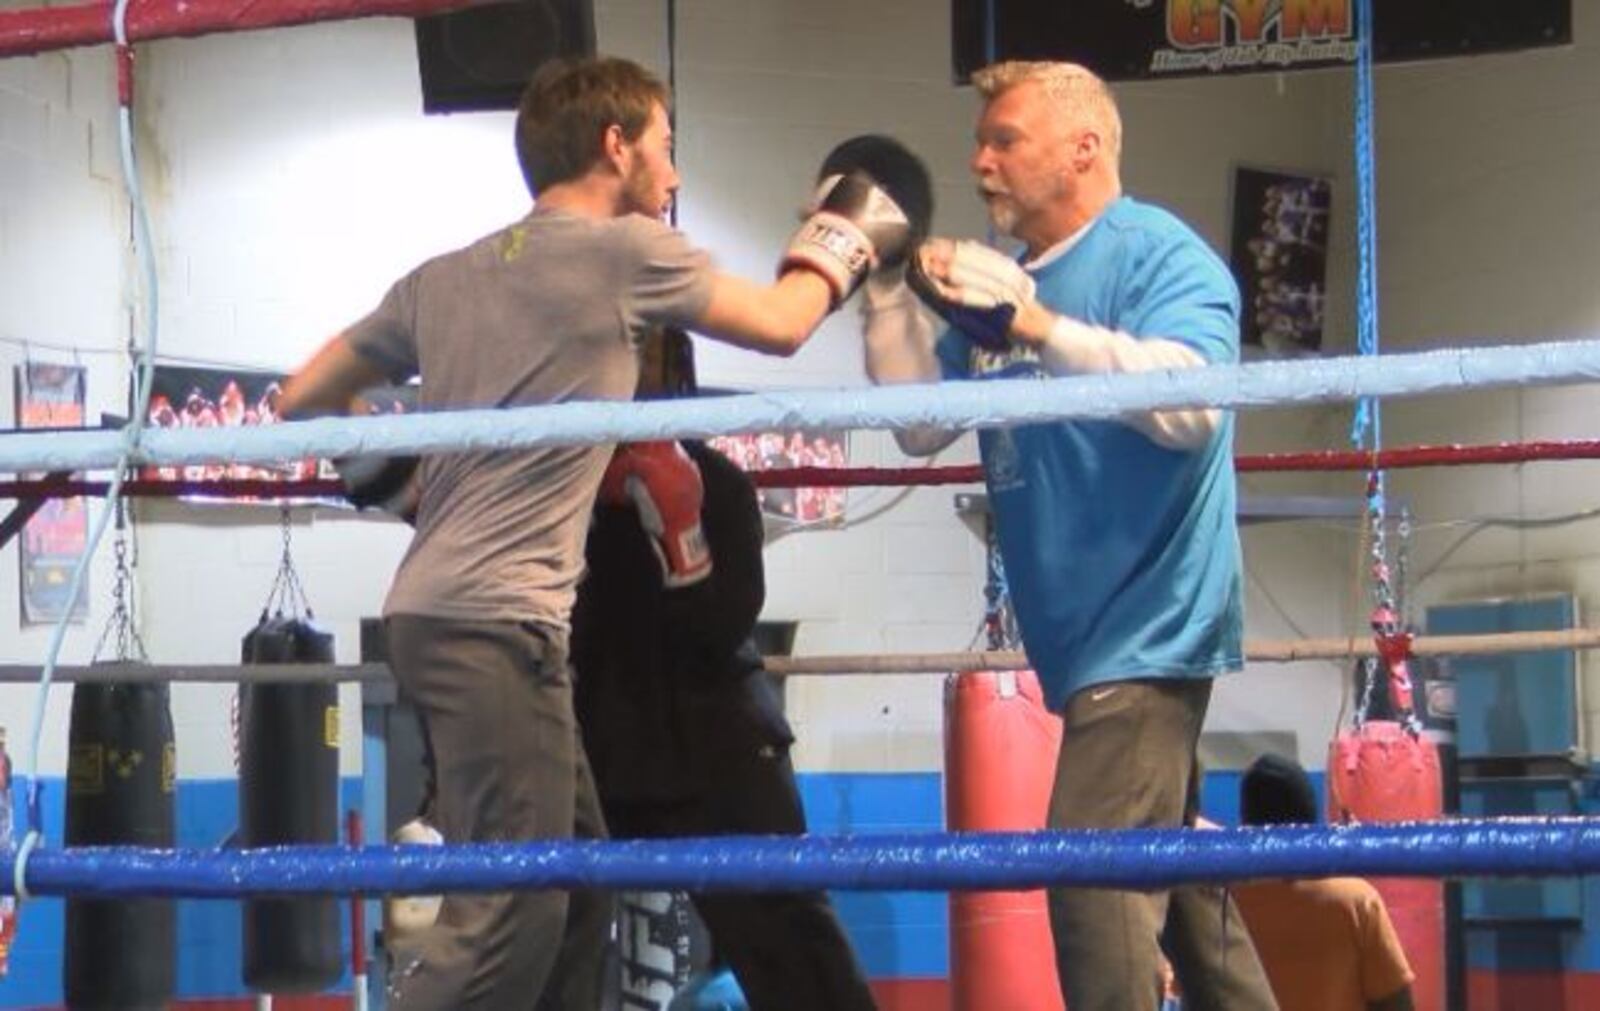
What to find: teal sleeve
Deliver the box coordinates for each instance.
[1117,237,1240,366]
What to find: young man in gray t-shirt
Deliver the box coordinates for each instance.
[280,56,909,1011]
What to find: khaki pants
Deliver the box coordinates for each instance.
[1047,678,1277,1011]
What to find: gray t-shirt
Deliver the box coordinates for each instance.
[346,207,714,627]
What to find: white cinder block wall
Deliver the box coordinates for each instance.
[0,46,129,774]
[10,0,1547,794]
[1358,0,1600,750]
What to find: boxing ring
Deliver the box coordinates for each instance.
[7,342,1600,897]
[4,0,1600,1006]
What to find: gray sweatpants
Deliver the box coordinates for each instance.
[383,616,610,1011]
[1047,677,1277,1011]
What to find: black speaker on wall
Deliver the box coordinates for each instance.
[415,0,596,114]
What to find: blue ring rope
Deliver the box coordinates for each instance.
[3,819,1598,898]
[5,338,1600,474]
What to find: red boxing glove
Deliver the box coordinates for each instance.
[599,441,714,587]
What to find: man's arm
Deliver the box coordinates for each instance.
[695,164,923,357]
[911,239,1224,450]
[694,270,833,357]
[279,334,389,420]
[858,274,962,457]
[1009,306,1221,449]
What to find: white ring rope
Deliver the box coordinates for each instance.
[3,339,1600,473]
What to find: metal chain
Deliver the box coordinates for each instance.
[1360,470,1421,732]
[262,506,313,620]
[1353,470,1387,725]
[1395,505,1413,627]
[1354,655,1379,724]
[91,496,147,663]
[1365,471,1395,615]
[982,517,1020,651]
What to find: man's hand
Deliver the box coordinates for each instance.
[906,238,1052,350]
[279,334,388,420]
[781,134,935,308]
[335,454,420,523]
[781,172,916,307]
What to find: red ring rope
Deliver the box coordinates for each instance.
[4,438,1600,500]
[0,0,480,58]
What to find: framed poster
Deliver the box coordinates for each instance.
[1229,166,1331,354]
[708,428,850,532]
[138,362,413,504]
[15,362,89,623]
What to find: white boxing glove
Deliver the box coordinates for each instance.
[386,817,444,935]
[906,238,1037,350]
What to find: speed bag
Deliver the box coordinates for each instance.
[239,614,342,993]
[1328,721,1445,1011]
[944,669,1065,1011]
[63,680,176,1011]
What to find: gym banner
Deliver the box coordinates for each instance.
[139,362,324,498]
[138,362,413,505]
[15,362,89,624]
[953,1,1572,82]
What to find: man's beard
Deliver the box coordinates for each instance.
[625,171,669,219]
[984,194,1019,237]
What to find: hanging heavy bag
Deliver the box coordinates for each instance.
[1329,720,1445,1011]
[239,610,342,992]
[63,678,176,1010]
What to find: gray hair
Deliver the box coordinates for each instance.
[972,61,1123,167]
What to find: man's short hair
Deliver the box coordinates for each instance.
[1240,752,1320,826]
[971,60,1123,168]
[515,56,670,194]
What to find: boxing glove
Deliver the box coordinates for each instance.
[334,453,420,523]
[782,171,916,307]
[386,817,444,935]
[815,134,935,264]
[906,238,1037,351]
[599,441,713,587]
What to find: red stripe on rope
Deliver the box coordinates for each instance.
[5,439,1600,500]
[0,477,347,500]
[0,0,481,58]
[749,438,1600,486]
[1236,440,1600,473]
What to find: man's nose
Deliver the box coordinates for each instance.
[970,145,994,177]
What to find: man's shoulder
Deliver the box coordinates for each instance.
[1094,196,1233,300]
[1289,874,1390,916]
[1098,197,1216,259]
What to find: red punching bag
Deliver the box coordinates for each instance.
[1328,719,1445,1011]
[944,669,1064,1011]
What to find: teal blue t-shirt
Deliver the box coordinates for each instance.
[936,196,1244,710]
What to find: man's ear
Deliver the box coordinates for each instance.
[1071,129,1102,173]
[601,122,629,175]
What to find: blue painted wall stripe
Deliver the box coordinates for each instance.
[0,777,364,1009]
[2,765,1597,1007]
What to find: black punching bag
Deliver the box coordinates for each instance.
[63,677,176,1010]
[239,614,342,992]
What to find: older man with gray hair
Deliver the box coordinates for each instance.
[858,60,1278,1010]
